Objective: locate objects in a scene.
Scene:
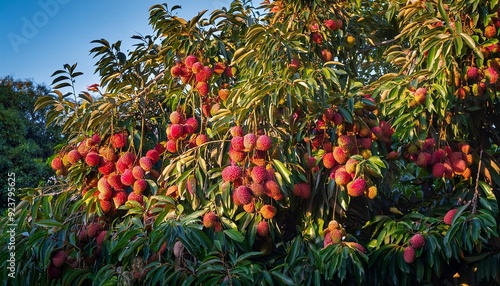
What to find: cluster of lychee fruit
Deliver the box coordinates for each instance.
[402,233,426,264]
[50,131,169,216]
[323,219,366,253]
[164,110,206,154]
[406,138,473,180]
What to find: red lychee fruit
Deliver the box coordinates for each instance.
[184,117,199,132]
[432,163,446,178]
[113,191,127,208]
[251,166,267,184]
[195,134,208,146]
[288,58,301,72]
[133,179,148,194]
[110,132,127,149]
[250,182,266,197]
[256,135,272,151]
[195,66,213,82]
[51,156,63,170]
[444,208,457,225]
[264,179,281,199]
[195,81,209,96]
[345,158,360,175]
[333,146,349,164]
[184,55,198,69]
[222,165,242,182]
[467,66,479,80]
[293,183,311,199]
[120,152,136,167]
[218,88,230,101]
[430,149,446,165]
[257,221,269,237]
[242,133,256,151]
[403,246,416,264]
[85,152,101,167]
[127,192,144,205]
[415,152,431,168]
[338,135,356,153]
[145,149,160,164]
[243,201,255,213]
[359,137,372,150]
[231,136,245,151]
[367,185,378,199]
[214,62,226,75]
[414,87,427,104]
[260,205,277,219]
[451,159,467,174]
[139,156,153,171]
[203,211,218,228]
[170,124,185,140]
[329,229,344,244]
[322,152,335,169]
[323,231,333,247]
[96,230,107,247]
[108,173,124,190]
[484,25,497,39]
[120,169,136,186]
[230,126,244,137]
[98,160,115,175]
[99,199,113,213]
[485,66,499,84]
[321,49,333,61]
[229,148,246,162]
[334,168,352,186]
[98,177,113,200]
[347,178,367,197]
[52,250,68,267]
[233,185,253,205]
[191,61,203,74]
[166,139,177,153]
[311,32,323,44]
[169,111,184,124]
[47,262,62,279]
[170,64,183,77]
[67,149,81,165]
[409,233,425,250]
[86,222,102,238]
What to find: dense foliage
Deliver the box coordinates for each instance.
[0,77,63,209]
[1,0,499,285]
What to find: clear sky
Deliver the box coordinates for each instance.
[0,0,249,93]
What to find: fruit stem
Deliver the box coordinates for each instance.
[471,149,483,214]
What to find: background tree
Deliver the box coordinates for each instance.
[0,77,63,209]
[0,0,499,285]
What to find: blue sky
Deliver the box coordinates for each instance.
[0,0,251,92]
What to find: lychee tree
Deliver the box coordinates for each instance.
[1,0,499,285]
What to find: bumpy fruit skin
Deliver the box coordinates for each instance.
[132,165,145,180]
[257,221,270,237]
[195,66,213,82]
[414,87,427,104]
[367,185,378,199]
[195,134,208,146]
[403,246,416,264]
[52,250,68,267]
[311,32,323,44]
[256,135,272,151]
[51,157,64,170]
[169,111,184,124]
[184,55,198,69]
[322,152,336,169]
[85,152,101,167]
[203,211,217,228]
[444,209,457,225]
[230,126,244,137]
[97,177,113,200]
[170,124,185,140]
[292,183,311,199]
[484,25,497,39]
[146,149,160,163]
[139,156,153,171]
[243,133,257,151]
[264,180,282,200]
[432,163,446,178]
[120,169,136,186]
[333,168,351,186]
[133,179,148,194]
[260,205,277,219]
[233,186,253,205]
[111,133,127,149]
[410,233,426,250]
[250,183,266,197]
[113,191,128,208]
[67,149,81,164]
[347,178,367,197]
[231,136,245,151]
[98,160,115,175]
[333,146,349,164]
[251,166,267,184]
[195,81,209,96]
[467,67,479,80]
[221,165,242,182]
[128,192,144,205]
[86,222,102,238]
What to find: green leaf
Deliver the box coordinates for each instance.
[224,229,245,243]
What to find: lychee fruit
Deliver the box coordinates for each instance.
[333,146,349,164]
[322,152,336,169]
[228,148,246,162]
[203,211,218,228]
[86,222,102,238]
[329,229,344,244]
[131,165,145,180]
[233,186,253,205]
[415,152,431,168]
[334,168,352,186]
[108,173,124,190]
[432,163,446,178]
[67,149,81,165]
[409,233,425,250]
[264,180,282,200]
[120,152,136,167]
[133,179,148,194]
[191,61,203,74]
[347,178,367,197]
[251,166,267,184]
[111,133,127,149]
[195,81,209,96]
[127,192,144,205]
[345,158,360,175]
[467,67,479,80]
[185,117,199,133]
[121,169,136,186]
[222,165,242,182]
[98,177,113,200]
[139,156,153,171]
[218,88,230,101]
[414,87,427,104]
[99,199,113,213]
[485,67,499,84]
[195,134,208,146]
[367,185,378,199]
[338,135,356,153]
[184,55,198,69]
[256,135,272,151]
[243,201,255,213]
[292,183,311,199]
[321,49,333,61]
[231,136,245,151]
[311,32,323,44]
[484,25,497,39]
[51,156,63,170]
[250,182,266,197]
[169,111,184,124]
[444,208,457,225]
[403,246,416,264]
[98,160,115,175]
[230,126,244,137]
[96,230,107,247]
[166,139,177,153]
[195,66,213,82]
[85,152,101,167]
[257,221,269,237]
[170,124,185,140]
[170,64,183,77]
[260,205,277,219]
[113,191,128,208]
[52,250,68,267]
[146,149,160,164]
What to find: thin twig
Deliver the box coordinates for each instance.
[471,149,483,214]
